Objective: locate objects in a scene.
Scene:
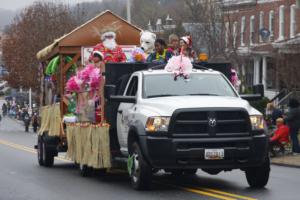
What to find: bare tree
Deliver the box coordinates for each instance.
[2,1,77,90]
[171,0,224,56]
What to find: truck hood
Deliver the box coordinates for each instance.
[140,96,261,116]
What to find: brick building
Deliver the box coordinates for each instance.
[223,0,300,98]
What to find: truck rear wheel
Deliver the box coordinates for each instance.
[245,157,270,188]
[129,142,152,190]
[37,136,44,166]
[42,141,54,167]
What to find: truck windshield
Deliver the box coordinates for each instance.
[143,73,237,98]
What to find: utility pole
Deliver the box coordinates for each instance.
[29,88,32,115]
[127,0,132,23]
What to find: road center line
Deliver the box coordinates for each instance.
[0,139,71,162]
[200,187,257,200]
[156,181,237,200]
[0,138,256,200]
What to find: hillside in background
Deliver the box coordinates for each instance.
[0,0,126,31]
[0,8,15,31]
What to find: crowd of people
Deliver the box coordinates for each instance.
[1,101,39,133]
[266,99,300,156]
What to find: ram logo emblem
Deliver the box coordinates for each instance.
[208,118,217,127]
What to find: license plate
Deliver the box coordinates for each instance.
[204,149,224,160]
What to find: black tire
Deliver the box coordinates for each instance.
[37,136,44,166]
[245,157,270,188]
[42,141,54,167]
[95,169,106,177]
[79,164,93,177]
[129,142,152,190]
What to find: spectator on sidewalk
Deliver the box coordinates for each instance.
[266,102,283,126]
[2,103,7,116]
[285,99,300,155]
[271,104,283,125]
[270,118,290,156]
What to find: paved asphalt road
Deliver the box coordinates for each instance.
[0,116,299,200]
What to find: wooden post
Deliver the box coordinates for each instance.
[59,55,65,118]
[60,53,81,117]
[39,62,45,106]
[62,53,81,74]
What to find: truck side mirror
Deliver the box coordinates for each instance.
[253,84,264,97]
[240,84,264,101]
[109,95,136,104]
[240,94,262,101]
[104,85,116,100]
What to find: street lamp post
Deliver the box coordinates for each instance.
[127,0,131,23]
[29,87,32,115]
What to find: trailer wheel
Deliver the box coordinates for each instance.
[37,136,44,166]
[42,141,54,167]
[245,157,270,188]
[79,164,93,177]
[129,142,152,190]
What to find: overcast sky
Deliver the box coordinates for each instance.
[0,0,100,10]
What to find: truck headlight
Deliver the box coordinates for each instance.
[146,117,170,132]
[250,115,265,130]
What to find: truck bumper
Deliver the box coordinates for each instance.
[139,133,269,170]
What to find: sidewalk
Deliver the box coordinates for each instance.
[271,154,300,168]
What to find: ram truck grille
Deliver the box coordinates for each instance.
[170,108,251,138]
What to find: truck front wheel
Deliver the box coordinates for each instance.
[245,157,270,188]
[129,142,152,190]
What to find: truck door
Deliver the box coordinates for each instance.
[117,76,138,153]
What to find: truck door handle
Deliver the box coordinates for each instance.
[118,110,123,114]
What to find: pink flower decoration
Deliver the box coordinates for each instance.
[66,64,102,93]
[66,76,83,92]
[77,64,95,83]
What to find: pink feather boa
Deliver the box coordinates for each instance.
[66,76,83,92]
[66,64,102,92]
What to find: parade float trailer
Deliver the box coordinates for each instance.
[35,10,269,190]
[35,10,142,175]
